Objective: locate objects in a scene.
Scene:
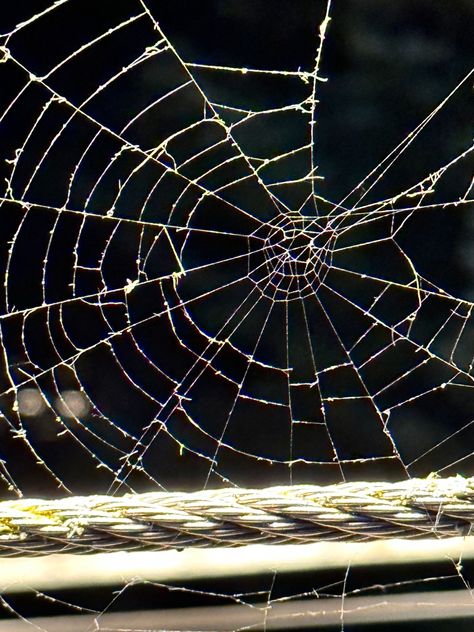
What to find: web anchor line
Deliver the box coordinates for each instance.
[1,476,473,556]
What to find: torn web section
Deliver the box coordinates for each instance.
[330,174,474,478]
[317,209,474,481]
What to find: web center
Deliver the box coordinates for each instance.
[250,214,337,302]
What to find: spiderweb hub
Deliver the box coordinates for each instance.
[250,213,337,302]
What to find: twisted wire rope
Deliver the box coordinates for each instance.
[1,476,473,556]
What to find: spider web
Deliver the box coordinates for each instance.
[0,0,473,629]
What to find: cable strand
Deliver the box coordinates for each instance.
[0,476,473,556]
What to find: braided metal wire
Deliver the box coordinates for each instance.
[1,476,473,556]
